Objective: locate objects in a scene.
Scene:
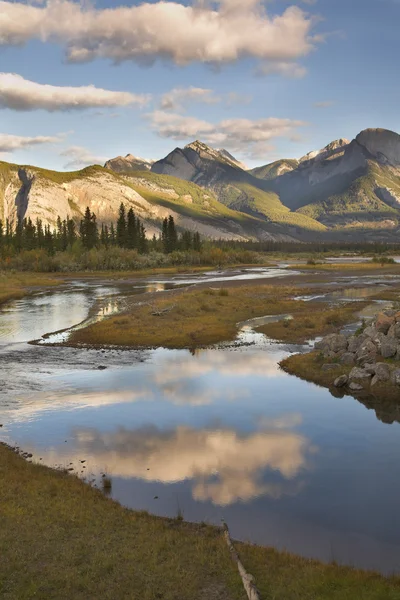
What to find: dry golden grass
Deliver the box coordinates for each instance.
[294,262,400,272]
[1,444,400,599]
[259,302,366,343]
[0,272,63,305]
[69,285,303,348]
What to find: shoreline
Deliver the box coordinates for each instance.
[1,441,400,598]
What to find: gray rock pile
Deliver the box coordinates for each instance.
[315,310,400,391]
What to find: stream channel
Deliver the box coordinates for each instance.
[1,266,400,573]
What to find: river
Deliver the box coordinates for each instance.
[1,266,400,574]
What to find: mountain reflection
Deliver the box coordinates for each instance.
[57,422,315,506]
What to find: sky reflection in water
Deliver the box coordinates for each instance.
[1,273,400,573]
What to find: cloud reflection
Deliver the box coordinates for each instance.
[51,421,314,506]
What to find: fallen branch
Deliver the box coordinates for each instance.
[222,521,261,600]
[150,305,176,316]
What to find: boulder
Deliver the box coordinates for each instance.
[340,352,356,366]
[375,312,395,334]
[349,367,372,380]
[348,333,368,353]
[375,363,391,382]
[349,382,364,391]
[387,322,400,339]
[364,363,377,374]
[363,325,378,338]
[356,339,377,358]
[391,369,400,386]
[315,333,348,354]
[395,311,400,323]
[334,375,348,388]
[381,338,398,359]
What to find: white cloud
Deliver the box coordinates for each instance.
[0,1,318,72]
[160,87,221,111]
[0,133,60,153]
[60,145,108,170]
[314,100,335,108]
[147,111,307,159]
[160,87,254,111]
[257,61,307,78]
[0,73,149,112]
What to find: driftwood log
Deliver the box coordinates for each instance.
[150,305,176,316]
[222,522,261,600]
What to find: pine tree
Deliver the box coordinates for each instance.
[80,207,98,249]
[110,223,116,246]
[193,231,201,252]
[126,208,137,249]
[116,203,127,247]
[66,218,77,247]
[162,217,169,253]
[167,215,177,253]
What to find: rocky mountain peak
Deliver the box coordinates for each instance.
[356,128,400,166]
[299,138,350,164]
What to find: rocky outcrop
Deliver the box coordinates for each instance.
[316,310,400,392]
[104,154,154,173]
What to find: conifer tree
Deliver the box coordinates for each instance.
[116,203,127,247]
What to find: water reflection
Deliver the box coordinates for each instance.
[3,272,400,573]
[41,422,313,506]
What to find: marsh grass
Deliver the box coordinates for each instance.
[1,444,400,599]
[0,272,63,306]
[69,285,304,348]
[259,302,366,344]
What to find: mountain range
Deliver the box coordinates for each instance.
[1,127,400,242]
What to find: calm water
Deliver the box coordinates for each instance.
[1,267,400,574]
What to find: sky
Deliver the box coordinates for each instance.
[0,0,399,170]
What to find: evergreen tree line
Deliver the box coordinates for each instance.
[0,203,202,255]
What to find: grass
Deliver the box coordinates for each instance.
[0,272,63,306]
[69,284,304,348]
[1,444,400,599]
[293,262,400,272]
[259,302,366,343]
[280,351,400,402]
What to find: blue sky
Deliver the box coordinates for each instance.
[0,0,399,170]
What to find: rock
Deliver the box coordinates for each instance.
[356,353,377,367]
[349,382,364,391]
[375,363,391,382]
[340,352,356,365]
[395,311,400,323]
[321,363,341,372]
[391,369,400,386]
[349,367,372,380]
[97,366,107,370]
[356,339,377,358]
[363,325,378,338]
[381,338,398,358]
[364,363,377,374]
[316,333,348,354]
[388,323,400,339]
[370,332,386,350]
[348,333,368,353]
[334,375,348,388]
[375,312,395,334]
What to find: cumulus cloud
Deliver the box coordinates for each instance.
[147,111,307,159]
[160,87,253,111]
[0,73,149,112]
[0,133,60,153]
[0,1,318,72]
[60,145,108,169]
[160,87,221,111]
